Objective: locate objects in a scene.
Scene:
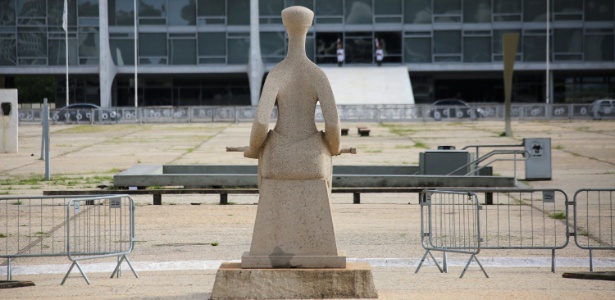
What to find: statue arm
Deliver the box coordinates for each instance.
[245,81,278,159]
[317,76,341,155]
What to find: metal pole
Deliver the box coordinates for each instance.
[545,0,550,104]
[65,14,69,106]
[134,0,138,109]
[43,98,51,180]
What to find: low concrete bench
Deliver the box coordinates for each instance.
[357,127,370,136]
[43,187,431,205]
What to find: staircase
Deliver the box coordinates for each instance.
[321,66,414,105]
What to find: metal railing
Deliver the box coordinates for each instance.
[0,195,138,284]
[16,103,615,125]
[573,189,615,272]
[416,190,488,278]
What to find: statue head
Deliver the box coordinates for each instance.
[282,6,313,34]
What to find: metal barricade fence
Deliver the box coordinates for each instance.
[0,195,137,284]
[63,195,138,284]
[466,188,569,272]
[573,189,615,272]
[416,190,488,278]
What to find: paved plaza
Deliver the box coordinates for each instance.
[1,120,614,299]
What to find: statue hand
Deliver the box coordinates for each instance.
[243,147,259,159]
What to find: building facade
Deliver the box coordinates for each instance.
[0,0,614,107]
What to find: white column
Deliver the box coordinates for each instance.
[248,0,265,106]
[99,0,117,107]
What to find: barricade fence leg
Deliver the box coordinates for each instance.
[460,254,489,279]
[415,249,444,274]
[7,257,11,281]
[61,260,90,285]
[589,249,593,272]
[111,255,139,279]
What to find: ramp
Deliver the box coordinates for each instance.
[321,66,414,105]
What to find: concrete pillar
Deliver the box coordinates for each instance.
[248,0,265,106]
[0,89,18,153]
[99,0,117,108]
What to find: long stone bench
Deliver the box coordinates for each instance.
[45,164,515,205]
[43,187,447,205]
[112,164,509,189]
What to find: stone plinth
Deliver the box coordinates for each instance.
[210,262,378,299]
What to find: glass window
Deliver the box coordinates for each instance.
[404,37,431,63]
[198,0,225,16]
[140,32,166,56]
[494,0,521,14]
[375,0,401,15]
[48,0,63,26]
[49,38,79,65]
[493,0,521,21]
[228,0,249,25]
[376,31,402,63]
[523,35,546,62]
[585,34,614,61]
[260,31,286,63]
[0,0,16,26]
[17,28,46,57]
[260,0,284,16]
[168,0,195,25]
[345,0,373,24]
[316,0,342,15]
[344,32,372,63]
[169,38,196,65]
[306,33,314,62]
[554,29,582,53]
[17,0,46,18]
[140,0,166,17]
[404,0,431,24]
[78,27,98,61]
[287,0,314,11]
[227,36,249,64]
[0,34,16,65]
[434,0,461,14]
[464,36,491,62]
[315,32,338,64]
[464,0,491,23]
[434,31,460,54]
[553,0,582,20]
[523,0,546,22]
[585,0,614,21]
[554,0,582,13]
[434,0,461,22]
[109,0,134,26]
[78,0,99,17]
[199,32,226,56]
[110,38,134,65]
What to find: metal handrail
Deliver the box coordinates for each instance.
[446,149,528,177]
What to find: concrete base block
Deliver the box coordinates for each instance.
[210,262,378,299]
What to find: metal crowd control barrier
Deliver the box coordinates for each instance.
[466,188,569,272]
[416,190,488,278]
[573,189,615,272]
[0,195,138,284]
